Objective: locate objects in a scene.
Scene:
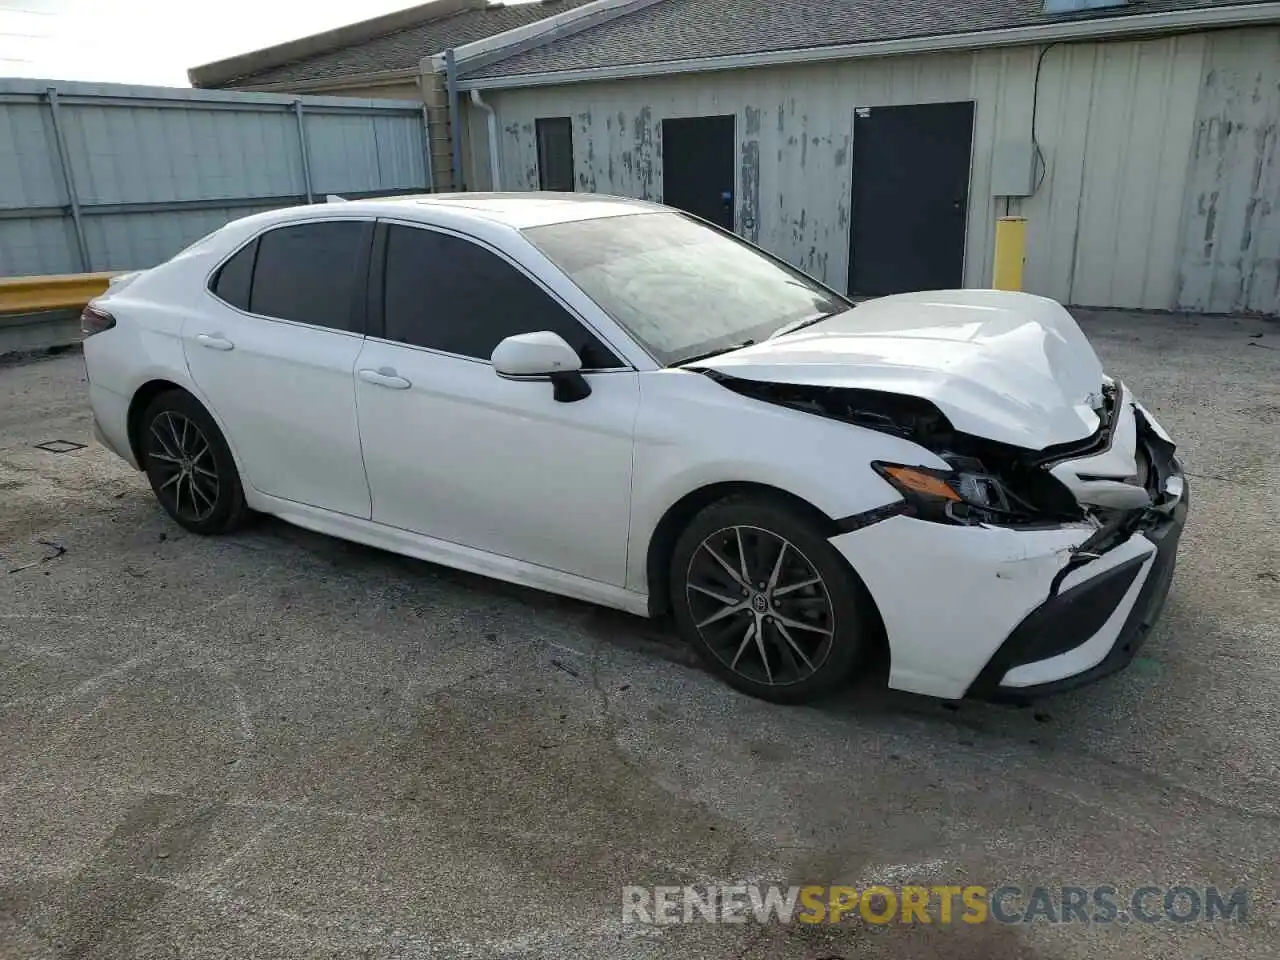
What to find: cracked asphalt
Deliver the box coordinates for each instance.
[1,311,1278,959]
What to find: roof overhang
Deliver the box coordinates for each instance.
[456,0,1280,91]
[215,68,424,95]
[432,0,666,76]
[189,0,481,88]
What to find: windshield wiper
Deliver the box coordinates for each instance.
[769,309,845,340]
[677,340,756,366]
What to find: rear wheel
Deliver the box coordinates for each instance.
[140,391,246,535]
[670,496,871,703]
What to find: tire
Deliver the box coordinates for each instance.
[140,390,247,535]
[669,495,872,704]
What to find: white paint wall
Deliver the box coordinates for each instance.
[1178,28,1280,313]
[467,26,1280,314]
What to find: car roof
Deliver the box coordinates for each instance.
[277,192,666,230]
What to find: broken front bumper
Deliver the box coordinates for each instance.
[965,479,1187,701]
[830,429,1188,701]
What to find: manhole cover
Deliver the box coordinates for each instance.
[34,440,86,454]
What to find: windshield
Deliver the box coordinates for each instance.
[524,212,850,366]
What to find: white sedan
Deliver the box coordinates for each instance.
[83,194,1187,704]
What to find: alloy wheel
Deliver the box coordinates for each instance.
[146,411,220,524]
[685,525,835,686]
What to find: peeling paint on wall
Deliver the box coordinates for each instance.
[500,118,537,193]
[485,26,1279,311]
[1177,32,1280,314]
[741,139,760,244]
[575,112,597,193]
[634,106,656,200]
[741,106,763,242]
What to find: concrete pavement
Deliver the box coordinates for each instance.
[0,311,1277,958]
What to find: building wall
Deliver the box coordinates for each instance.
[1179,29,1280,313]
[467,26,1280,314]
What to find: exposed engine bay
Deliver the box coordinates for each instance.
[702,371,1178,534]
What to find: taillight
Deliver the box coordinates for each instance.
[80,305,116,337]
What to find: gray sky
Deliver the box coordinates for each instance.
[0,0,512,87]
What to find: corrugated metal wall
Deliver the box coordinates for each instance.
[470,26,1280,314]
[1179,29,1280,313]
[0,79,431,277]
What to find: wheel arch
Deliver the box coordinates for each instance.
[645,481,835,613]
[644,480,890,674]
[127,379,190,467]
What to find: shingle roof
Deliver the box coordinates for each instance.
[223,0,597,87]
[460,0,1273,79]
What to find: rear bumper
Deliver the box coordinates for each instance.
[89,381,138,468]
[965,483,1187,701]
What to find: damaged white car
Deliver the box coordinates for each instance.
[83,194,1187,704]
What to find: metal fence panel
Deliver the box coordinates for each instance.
[0,78,430,277]
[0,102,65,209]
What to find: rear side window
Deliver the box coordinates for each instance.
[381,224,622,368]
[248,221,370,332]
[210,239,257,311]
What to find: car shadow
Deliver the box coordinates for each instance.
[238,513,1148,747]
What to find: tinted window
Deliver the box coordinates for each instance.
[525,212,850,366]
[210,238,257,310]
[249,221,368,331]
[381,225,622,368]
[536,118,575,192]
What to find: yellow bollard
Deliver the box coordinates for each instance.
[992,216,1027,291]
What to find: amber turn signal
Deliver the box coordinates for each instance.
[879,465,962,502]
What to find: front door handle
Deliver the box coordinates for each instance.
[359,367,411,390]
[195,333,234,351]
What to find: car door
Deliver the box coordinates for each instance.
[188,218,374,519]
[354,221,639,586]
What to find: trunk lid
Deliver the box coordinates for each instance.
[696,289,1106,450]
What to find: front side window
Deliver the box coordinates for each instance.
[524,212,850,365]
[380,224,622,368]
[248,221,370,332]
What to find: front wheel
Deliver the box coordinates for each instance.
[669,496,873,704]
[140,390,247,535]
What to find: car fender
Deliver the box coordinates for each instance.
[625,369,949,594]
[87,286,250,486]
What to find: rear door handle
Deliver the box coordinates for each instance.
[195,334,234,351]
[358,367,411,390]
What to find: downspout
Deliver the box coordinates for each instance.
[444,48,464,190]
[469,88,501,191]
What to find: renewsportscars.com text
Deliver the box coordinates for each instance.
[622,884,1249,926]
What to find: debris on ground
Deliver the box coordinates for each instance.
[6,537,67,574]
[550,658,580,679]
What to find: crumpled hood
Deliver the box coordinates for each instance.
[697,289,1106,450]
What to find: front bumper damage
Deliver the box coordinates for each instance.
[829,407,1188,702]
[966,475,1186,701]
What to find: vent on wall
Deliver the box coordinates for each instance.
[1043,0,1129,12]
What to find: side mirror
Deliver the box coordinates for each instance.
[491,331,581,376]
[491,331,591,402]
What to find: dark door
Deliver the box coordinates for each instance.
[536,117,575,191]
[661,115,735,229]
[848,101,974,296]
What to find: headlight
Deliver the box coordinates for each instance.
[872,461,1015,525]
